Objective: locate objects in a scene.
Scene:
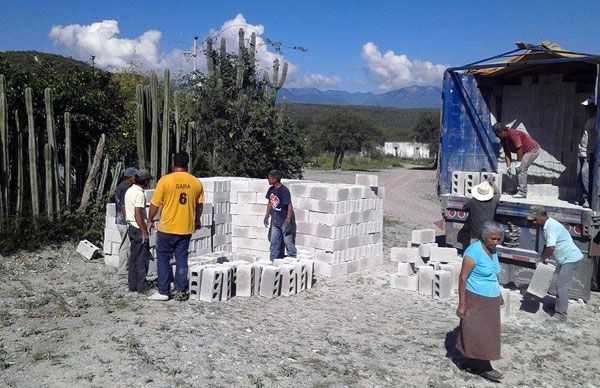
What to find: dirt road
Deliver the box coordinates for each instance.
[1,167,599,387]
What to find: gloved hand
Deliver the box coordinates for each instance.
[263,214,270,228]
[515,166,523,174]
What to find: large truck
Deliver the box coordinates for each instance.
[438,42,600,300]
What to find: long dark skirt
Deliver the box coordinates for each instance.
[456,290,502,361]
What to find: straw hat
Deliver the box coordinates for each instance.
[472,181,494,201]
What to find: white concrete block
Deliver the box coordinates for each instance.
[527,262,556,298]
[417,266,434,296]
[397,262,414,276]
[279,264,298,296]
[237,192,257,203]
[430,246,459,262]
[189,265,204,301]
[299,259,315,289]
[200,267,223,303]
[390,247,421,263]
[77,240,101,260]
[355,174,378,187]
[411,229,436,244]
[314,261,347,278]
[418,242,438,258]
[433,270,452,299]
[259,265,281,298]
[390,274,418,291]
[104,253,119,267]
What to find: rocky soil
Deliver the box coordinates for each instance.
[1,167,599,387]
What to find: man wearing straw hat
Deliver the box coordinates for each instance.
[463,179,501,244]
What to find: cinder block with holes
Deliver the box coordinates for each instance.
[220,266,235,301]
[433,270,452,299]
[452,171,466,196]
[199,267,223,303]
[259,265,281,298]
[464,172,481,198]
[299,259,315,289]
[279,264,298,296]
[77,240,101,260]
[235,263,255,297]
[188,265,204,301]
[417,266,434,296]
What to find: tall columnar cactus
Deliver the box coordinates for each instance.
[248,32,256,68]
[15,110,23,215]
[44,143,53,218]
[97,156,109,199]
[161,68,170,177]
[220,37,227,66]
[109,161,124,195]
[187,121,195,170]
[44,87,60,214]
[0,75,9,217]
[150,70,159,184]
[64,112,71,206]
[174,91,181,153]
[135,84,146,168]
[25,87,39,217]
[206,38,215,77]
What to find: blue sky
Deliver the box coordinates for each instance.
[1,0,598,92]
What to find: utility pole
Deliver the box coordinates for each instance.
[184,37,199,72]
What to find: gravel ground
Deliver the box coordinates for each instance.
[1,167,599,387]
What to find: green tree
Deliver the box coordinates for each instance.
[177,41,305,178]
[411,111,440,160]
[309,109,381,169]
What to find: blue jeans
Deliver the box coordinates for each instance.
[578,156,591,203]
[156,232,191,295]
[555,261,580,316]
[269,224,297,260]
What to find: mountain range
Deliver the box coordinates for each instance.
[277,85,442,108]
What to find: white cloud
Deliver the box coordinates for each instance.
[287,73,341,89]
[361,42,446,91]
[48,15,296,83]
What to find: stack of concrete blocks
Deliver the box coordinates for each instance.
[452,171,503,197]
[197,177,232,254]
[292,174,384,278]
[389,262,418,290]
[187,250,316,302]
[102,203,123,267]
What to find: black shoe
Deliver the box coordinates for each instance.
[480,369,503,382]
[172,291,189,302]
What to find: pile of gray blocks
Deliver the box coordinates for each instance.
[188,251,316,302]
[103,174,385,279]
[452,171,502,197]
[390,229,462,299]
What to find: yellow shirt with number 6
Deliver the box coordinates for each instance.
[151,171,204,235]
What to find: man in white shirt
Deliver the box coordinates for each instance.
[124,169,153,294]
[578,96,597,208]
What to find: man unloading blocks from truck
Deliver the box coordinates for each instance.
[493,122,541,199]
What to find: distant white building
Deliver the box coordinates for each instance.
[383,142,430,159]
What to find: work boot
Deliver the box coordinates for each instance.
[480,369,503,382]
[172,291,189,302]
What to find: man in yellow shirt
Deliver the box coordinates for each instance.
[146,151,204,301]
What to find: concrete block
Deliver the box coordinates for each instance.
[411,229,436,244]
[106,202,116,216]
[259,265,281,298]
[279,264,298,296]
[417,266,434,296]
[430,246,459,262]
[355,174,378,187]
[77,240,101,260]
[390,247,421,263]
[299,259,315,289]
[418,242,438,258]
[104,253,119,267]
[397,262,414,276]
[252,263,263,295]
[292,262,307,291]
[189,265,204,301]
[464,171,481,198]
[199,267,223,302]
[314,261,347,278]
[451,171,466,196]
[236,264,255,297]
[390,274,418,291]
[433,270,452,299]
[104,228,122,244]
[526,262,556,298]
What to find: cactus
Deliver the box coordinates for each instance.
[44,143,53,218]
[97,156,109,199]
[0,75,8,217]
[15,110,23,215]
[25,87,39,217]
[135,84,146,168]
[174,91,181,153]
[206,38,215,77]
[187,121,195,170]
[44,88,60,214]
[64,112,71,207]
[248,32,256,68]
[109,161,124,195]
[277,97,288,125]
[220,37,227,66]
[150,70,159,184]
[161,68,170,177]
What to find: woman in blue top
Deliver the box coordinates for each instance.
[456,221,504,382]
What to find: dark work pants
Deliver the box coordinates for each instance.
[128,227,151,293]
[156,232,191,295]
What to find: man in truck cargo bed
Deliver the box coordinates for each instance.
[493,123,540,199]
